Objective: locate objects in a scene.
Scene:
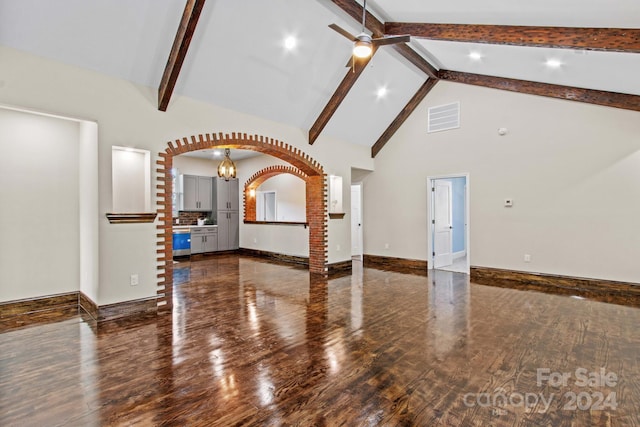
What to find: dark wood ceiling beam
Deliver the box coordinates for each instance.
[371,78,439,158]
[385,23,640,53]
[328,0,385,36]
[309,55,376,145]
[158,0,206,111]
[311,0,439,144]
[438,70,640,112]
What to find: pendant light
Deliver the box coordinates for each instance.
[217,148,236,181]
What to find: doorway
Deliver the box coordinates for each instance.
[428,174,469,274]
[351,183,363,259]
[256,191,277,221]
[156,133,328,311]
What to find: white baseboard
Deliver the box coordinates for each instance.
[453,250,466,260]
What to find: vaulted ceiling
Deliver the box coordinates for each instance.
[1,0,638,157]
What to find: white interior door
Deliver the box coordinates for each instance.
[433,180,453,268]
[351,184,363,258]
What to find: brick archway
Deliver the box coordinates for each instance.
[156,132,327,311]
[244,165,309,221]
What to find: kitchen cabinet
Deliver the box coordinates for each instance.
[214,177,239,211]
[181,175,212,211]
[213,177,239,251]
[190,227,218,254]
[216,211,239,251]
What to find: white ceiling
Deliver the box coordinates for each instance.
[0,0,638,147]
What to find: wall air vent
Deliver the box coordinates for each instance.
[427,101,460,133]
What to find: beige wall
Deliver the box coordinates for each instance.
[0,108,80,301]
[364,81,640,283]
[0,46,373,304]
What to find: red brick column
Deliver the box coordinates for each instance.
[306,174,327,274]
[156,153,173,312]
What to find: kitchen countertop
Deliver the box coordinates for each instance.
[173,225,218,231]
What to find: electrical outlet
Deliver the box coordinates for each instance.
[384,243,389,249]
[253,238,257,244]
[524,254,531,263]
[336,244,341,251]
[130,274,139,286]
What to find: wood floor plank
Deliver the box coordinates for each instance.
[1,254,638,425]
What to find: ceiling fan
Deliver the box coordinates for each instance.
[328,0,410,63]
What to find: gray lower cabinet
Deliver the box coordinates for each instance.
[190,227,218,254]
[216,211,239,251]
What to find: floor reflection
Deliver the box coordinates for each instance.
[1,254,639,426]
[428,269,470,360]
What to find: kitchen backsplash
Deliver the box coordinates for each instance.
[174,211,212,225]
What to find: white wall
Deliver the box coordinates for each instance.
[0,108,80,302]
[364,81,640,284]
[173,155,218,178]
[79,121,99,303]
[0,46,373,304]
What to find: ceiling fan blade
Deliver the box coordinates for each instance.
[329,23,357,42]
[372,35,410,47]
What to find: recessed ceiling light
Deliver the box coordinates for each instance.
[213,150,222,157]
[545,59,562,69]
[376,86,388,99]
[468,51,482,61]
[284,36,297,51]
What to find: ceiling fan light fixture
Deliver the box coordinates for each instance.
[353,37,372,58]
[217,148,236,181]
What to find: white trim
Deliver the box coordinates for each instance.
[0,103,96,123]
[453,250,466,260]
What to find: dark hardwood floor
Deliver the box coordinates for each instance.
[1,254,639,426]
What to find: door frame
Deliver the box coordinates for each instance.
[427,173,470,273]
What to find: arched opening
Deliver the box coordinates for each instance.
[156,132,327,311]
[243,165,309,222]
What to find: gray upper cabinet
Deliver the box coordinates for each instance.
[214,177,239,211]
[181,175,212,211]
